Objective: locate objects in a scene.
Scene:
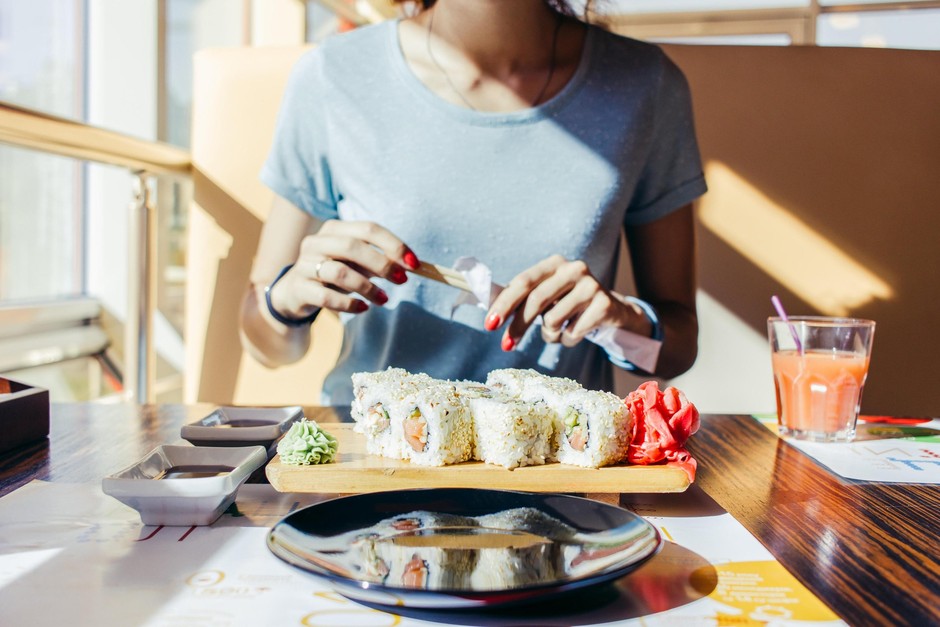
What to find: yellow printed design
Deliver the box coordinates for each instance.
[301,609,401,626]
[696,561,840,624]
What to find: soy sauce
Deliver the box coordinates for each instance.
[208,419,271,428]
[153,464,235,480]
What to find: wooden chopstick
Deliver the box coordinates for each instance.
[411,261,471,292]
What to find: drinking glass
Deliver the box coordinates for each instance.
[767,316,875,442]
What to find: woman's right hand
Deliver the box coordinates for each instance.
[242,197,420,367]
[267,219,420,320]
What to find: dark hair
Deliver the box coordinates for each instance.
[393,1,592,19]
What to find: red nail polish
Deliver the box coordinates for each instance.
[375,291,388,305]
[484,313,501,331]
[391,268,407,284]
[403,250,419,270]
[353,300,369,313]
[501,334,515,351]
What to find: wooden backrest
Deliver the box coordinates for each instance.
[186,46,342,405]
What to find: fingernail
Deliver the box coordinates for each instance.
[501,334,515,351]
[484,313,501,331]
[353,300,369,313]
[403,250,419,270]
[375,290,388,305]
[390,268,408,284]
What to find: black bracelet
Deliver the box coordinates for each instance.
[264,264,321,327]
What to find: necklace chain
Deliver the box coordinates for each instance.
[426,10,562,111]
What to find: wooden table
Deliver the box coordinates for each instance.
[1,403,938,626]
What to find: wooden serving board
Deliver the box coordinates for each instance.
[265,424,691,494]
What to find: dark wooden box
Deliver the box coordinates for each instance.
[0,377,50,455]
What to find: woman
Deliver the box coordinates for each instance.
[241,0,706,406]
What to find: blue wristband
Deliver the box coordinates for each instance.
[605,296,663,372]
[264,264,320,327]
[624,296,664,341]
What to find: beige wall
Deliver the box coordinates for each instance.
[658,44,940,416]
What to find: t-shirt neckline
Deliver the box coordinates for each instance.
[388,17,595,125]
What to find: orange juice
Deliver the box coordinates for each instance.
[772,349,870,440]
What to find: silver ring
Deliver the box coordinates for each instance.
[313,260,325,281]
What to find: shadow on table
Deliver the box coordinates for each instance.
[619,484,727,519]
[360,540,717,626]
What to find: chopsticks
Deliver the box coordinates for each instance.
[411,261,471,292]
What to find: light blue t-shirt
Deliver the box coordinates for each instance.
[261,19,707,406]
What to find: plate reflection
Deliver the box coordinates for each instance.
[271,499,660,595]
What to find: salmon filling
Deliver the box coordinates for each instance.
[403,408,428,453]
[365,403,390,436]
[564,407,588,452]
[402,555,429,588]
[392,517,422,531]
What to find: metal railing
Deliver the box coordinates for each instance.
[0,102,192,403]
[0,297,108,373]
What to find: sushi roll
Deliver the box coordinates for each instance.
[349,535,392,584]
[368,511,480,590]
[470,508,568,589]
[399,383,474,466]
[377,545,478,591]
[450,379,495,400]
[351,368,432,424]
[368,510,477,538]
[486,368,581,406]
[483,368,535,397]
[470,543,558,590]
[469,394,555,469]
[554,388,633,468]
[350,367,635,469]
[475,507,577,541]
[352,367,404,420]
[351,368,432,459]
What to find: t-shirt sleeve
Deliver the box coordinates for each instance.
[260,50,339,221]
[624,52,707,227]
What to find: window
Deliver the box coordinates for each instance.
[0,1,84,302]
[818,8,940,50]
[601,0,940,49]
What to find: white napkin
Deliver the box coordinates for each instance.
[451,256,662,373]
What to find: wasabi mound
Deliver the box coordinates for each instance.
[277,419,338,465]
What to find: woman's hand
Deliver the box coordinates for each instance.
[483,255,651,351]
[241,196,421,368]
[267,219,420,320]
[483,204,699,379]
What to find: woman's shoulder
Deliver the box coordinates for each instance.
[588,24,677,71]
[585,24,688,90]
[320,19,393,54]
[293,20,395,79]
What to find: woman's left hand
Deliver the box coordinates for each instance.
[483,255,651,351]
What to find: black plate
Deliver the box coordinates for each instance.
[267,488,662,609]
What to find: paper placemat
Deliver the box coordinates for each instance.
[0,480,843,626]
[753,414,940,484]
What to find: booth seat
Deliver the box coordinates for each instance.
[187,45,341,407]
